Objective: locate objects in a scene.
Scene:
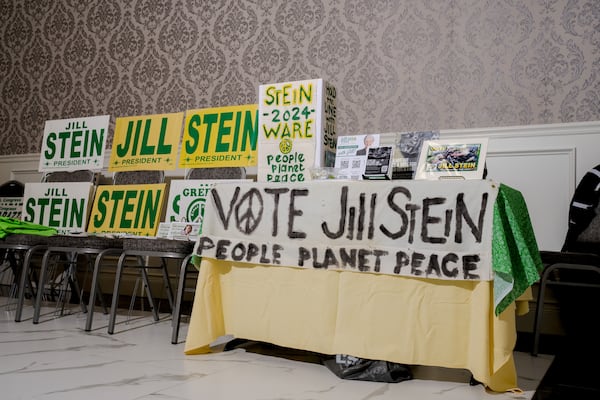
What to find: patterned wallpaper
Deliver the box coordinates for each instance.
[1,0,599,156]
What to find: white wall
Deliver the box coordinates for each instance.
[2,121,599,251]
[442,121,600,251]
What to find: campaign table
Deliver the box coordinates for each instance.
[183,180,542,392]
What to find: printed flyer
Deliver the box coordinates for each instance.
[393,130,440,179]
[334,134,381,180]
[415,138,488,180]
[0,197,23,219]
[363,145,394,180]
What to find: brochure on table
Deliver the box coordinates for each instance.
[157,222,201,241]
[0,197,23,219]
[414,138,488,180]
[363,145,394,180]
[334,134,381,180]
[394,130,440,178]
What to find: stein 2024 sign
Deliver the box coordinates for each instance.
[194,180,499,281]
[257,79,337,183]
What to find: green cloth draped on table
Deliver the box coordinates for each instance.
[493,184,544,315]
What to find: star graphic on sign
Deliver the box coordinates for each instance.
[185,157,191,163]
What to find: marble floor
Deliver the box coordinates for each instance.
[0,298,553,400]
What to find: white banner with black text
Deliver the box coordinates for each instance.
[194,179,499,281]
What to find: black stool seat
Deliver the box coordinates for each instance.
[4,234,50,246]
[122,237,195,254]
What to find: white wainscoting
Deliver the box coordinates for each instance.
[2,121,599,251]
[442,121,600,251]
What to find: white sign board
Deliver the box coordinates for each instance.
[22,182,94,234]
[194,180,499,281]
[164,179,249,240]
[0,197,23,219]
[165,179,250,224]
[39,115,110,172]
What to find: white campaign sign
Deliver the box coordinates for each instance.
[0,197,23,219]
[165,179,251,223]
[38,115,110,172]
[194,179,500,280]
[21,182,94,234]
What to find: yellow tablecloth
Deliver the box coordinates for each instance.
[185,259,530,392]
[184,181,541,392]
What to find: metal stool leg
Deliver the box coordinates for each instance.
[172,255,193,344]
[15,245,45,322]
[160,258,174,310]
[532,264,556,356]
[108,252,127,334]
[86,248,121,331]
[140,265,160,322]
[33,249,54,324]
